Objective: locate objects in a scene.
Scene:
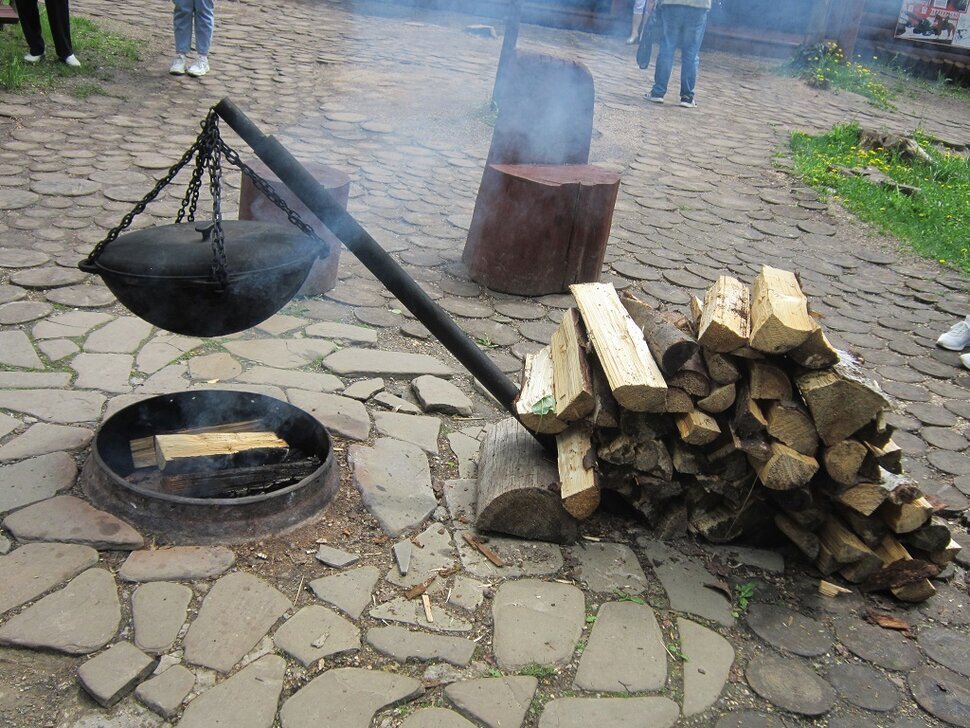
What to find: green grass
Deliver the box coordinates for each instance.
[519,664,557,678]
[789,122,970,274]
[780,41,895,110]
[0,10,139,95]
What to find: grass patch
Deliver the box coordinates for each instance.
[0,10,139,95]
[780,41,895,110]
[519,664,557,679]
[789,122,970,274]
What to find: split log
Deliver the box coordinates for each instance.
[765,400,818,456]
[879,496,933,534]
[620,291,698,375]
[557,423,600,520]
[515,347,569,434]
[703,349,740,384]
[697,276,750,353]
[815,543,839,576]
[818,515,878,564]
[855,411,894,449]
[752,442,818,490]
[688,503,746,543]
[697,383,736,414]
[787,323,839,369]
[130,438,157,470]
[475,418,578,544]
[598,434,636,466]
[664,387,694,413]
[654,502,689,539]
[636,440,673,479]
[870,535,938,602]
[929,538,961,567]
[774,511,821,560]
[901,518,953,553]
[154,431,289,473]
[588,357,619,429]
[675,410,721,446]
[571,282,668,412]
[839,549,884,583]
[836,505,889,549]
[671,441,708,475]
[833,482,889,517]
[864,439,902,475]
[154,459,318,498]
[689,295,703,329]
[129,418,263,469]
[822,440,868,486]
[731,426,772,461]
[819,580,852,598]
[749,265,815,353]
[551,308,595,421]
[780,504,828,531]
[747,361,793,401]
[733,384,767,437]
[796,361,890,445]
[669,351,711,397]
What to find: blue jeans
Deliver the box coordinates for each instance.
[650,5,708,102]
[173,0,214,56]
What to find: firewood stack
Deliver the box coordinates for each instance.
[513,267,960,602]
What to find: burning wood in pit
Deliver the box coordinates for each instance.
[127,420,320,499]
[509,267,960,603]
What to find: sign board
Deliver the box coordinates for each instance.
[895,0,970,47]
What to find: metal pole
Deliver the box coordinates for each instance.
[213,99,551,450]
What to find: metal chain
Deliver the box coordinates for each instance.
[82,108,329,283]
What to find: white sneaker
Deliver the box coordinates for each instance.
[186,56,209,77]
[937,315,970,351]
[170,54,187,75]
[961,352,970,371]
[23,53,43,63]
[646,95,664,104]
[63,54,80,67]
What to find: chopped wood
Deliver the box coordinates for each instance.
[153,459,318,498]
[822,439,868,486]
[879,496,933,534]
[703,349,740,384]
[588,357,620,428]
[636,439,673,479]
[557,423,600,520]
[796,360,890,446]
[781,504,828,531]
[621,291,699,375]
[689,295,703,329]
[698,383,736,414]
[747,361,793,401]
[129,418,264,469]
[697,276,750,353]
[688,503,745,543]
[733,384,767,438]
[819,580,852,598]
[515,347,569,434]
[864,438,902,474]
[598,434,636,466]
[815,543,839,576]
[154,431,289,473]
[855,411,894,448]
[901,518,953,553]
[462,532,506,567]
[671,441,708,475]
[774,511,821,560]
[669,351,711,397]
[675,410,721,446]
[421,593,435,622]
[749,265,815,353]
[130,438,157,469]
[834,482,889,517]
[731,426,772,461]
[865,609,910,630]
[551,308,595,421]
[664,387,694,413]
[838,549,884,583]
[752,442,818,490]
[867,534,939,595]
[891,579,936,603]
[571,282,668,412]
[836,505,889,549]
[475,418,578,544]
[787,323,839,369]
[404,577,436,600]
[765,400,818,456]
[819,516,876,564]
[929,538,961,567]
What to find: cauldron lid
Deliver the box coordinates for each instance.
[93,220,317,280]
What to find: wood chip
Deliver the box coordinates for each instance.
[865,609,910,631]
[462,532,506,567]
[421,593,434,623]
[818,580,852,598]
[404,577,436,600]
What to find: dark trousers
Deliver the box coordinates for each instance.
[17,0,74,59]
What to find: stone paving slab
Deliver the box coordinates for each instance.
[323,348,453,377]
[178,654,286,728]
[77,641,157,708]
[366,626,476,666]
[349,438,437,536]
[134,664,196,719]
[412,375,473,415]
[0,422,93,461]
[132,582,193,655]
[373,411,442,453]
[0,390,105,424]
[574,600,666,692]
[287,389,370,441]
[679,617,735,717]
[569,542,648,595]
[183,572,291,673]
[492,579,585,669]
[370,596,473,633]
[0,541,99,614]
[279,667,423,728]
[0,568,120,654]
[453,530,564,579]
[400,707,477,728]
[385,523,456,589]
[538,696,680,728]
[0,330,43,368]
[118,546,236,582]
[745,653,836,717]
[0,452,78,515]
[2,495,143,550]
[640,540,734,626]
[308,565,380,620]
[272,604,361,667]
[745,603,832,657]
[444,676,537,728]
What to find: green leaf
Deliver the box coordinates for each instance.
[530,394,555,416]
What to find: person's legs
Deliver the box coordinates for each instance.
[172,0,193,55]
[650,5,686,100]
[193,0,214,56]
[45,0,74,60]
[17,0,46,57]
[677,7,708,103]
[628,0,646,43]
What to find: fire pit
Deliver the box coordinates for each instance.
[81,390,339,544]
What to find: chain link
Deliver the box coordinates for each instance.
[82,108,330,288]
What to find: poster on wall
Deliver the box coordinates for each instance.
[895,0,970,48]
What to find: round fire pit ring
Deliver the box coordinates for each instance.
[81,390,339,544]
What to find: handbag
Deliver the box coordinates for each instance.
[636,6,660,70]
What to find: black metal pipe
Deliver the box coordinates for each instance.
[213,98,548,447]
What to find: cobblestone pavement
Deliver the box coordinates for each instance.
[1,0,969,726]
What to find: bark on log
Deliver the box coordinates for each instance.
[796,361,890,445]
[697,276,750,353]
[837,505,889,549]
[774,511,821,560]
[819,515,878,564]
[879,496,933,534]
[929,538,961,567]
[515,347,569,434]
[901,518,952,553]
[765,400,819,456]
[669,351,711,397]
[571,282,668,412]
[620,291,698,375]
[787,324,840,369]
[733,384,767,437]
[475,418,578,543]
[749,265,815,353]
[588,357,620,429]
